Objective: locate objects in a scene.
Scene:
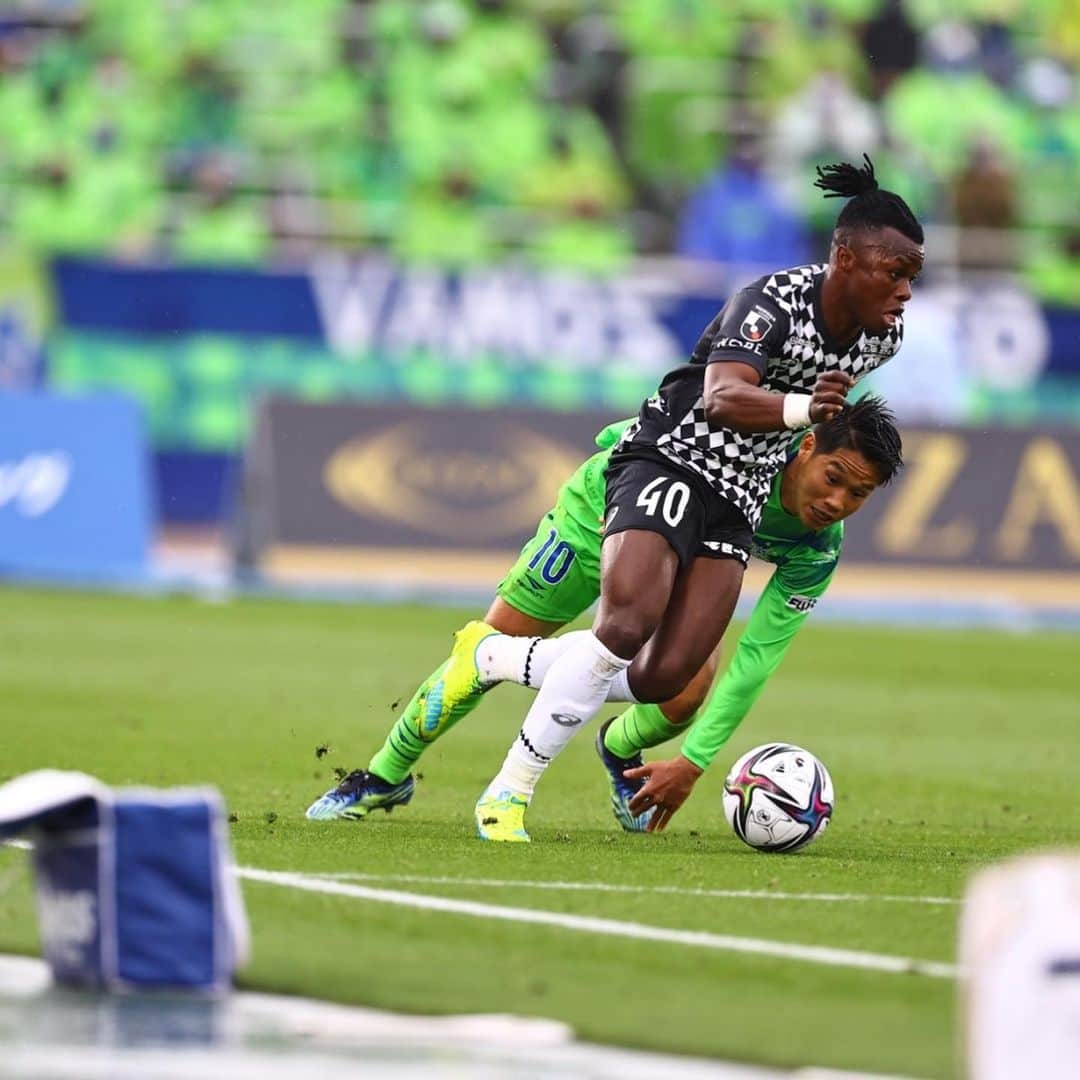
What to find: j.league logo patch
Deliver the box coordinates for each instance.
[740,306,776,343]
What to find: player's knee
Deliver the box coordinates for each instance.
[594,596,662,660]
[594,610,651,661]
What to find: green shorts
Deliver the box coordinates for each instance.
[496,450,608,625]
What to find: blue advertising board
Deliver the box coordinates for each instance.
[44,256,1080,523]
[0,391,152,578]
[50,255,1080,381]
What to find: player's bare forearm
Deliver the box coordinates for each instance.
[703,378,784,433]
[624,755,704,833]
[704,364,854,433]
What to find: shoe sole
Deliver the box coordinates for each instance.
[307,784,415,822]
[475,826,530,842]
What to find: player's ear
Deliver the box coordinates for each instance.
[799,431,817,459]
[833,240,855,272]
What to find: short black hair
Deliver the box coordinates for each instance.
[815,154,924,246]
[811,394,903,485]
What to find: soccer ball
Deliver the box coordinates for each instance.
[722,742,833,853]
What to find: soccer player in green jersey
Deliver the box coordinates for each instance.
[306,395,903,837]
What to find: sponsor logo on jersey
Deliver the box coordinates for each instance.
[786,594,818,612]
[860,335,895,356]
[712,336,760,354]
[740,306,776,343]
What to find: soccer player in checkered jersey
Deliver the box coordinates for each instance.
[469,156,924,839]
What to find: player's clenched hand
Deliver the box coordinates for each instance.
[624,756,704,833]
[809,371,854,423]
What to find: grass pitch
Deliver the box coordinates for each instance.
[1,586,1078,1077]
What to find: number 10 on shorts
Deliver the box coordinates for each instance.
[636,476,691,526]
[527,528,576,584]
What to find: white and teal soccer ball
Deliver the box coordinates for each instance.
[722,742,834,853]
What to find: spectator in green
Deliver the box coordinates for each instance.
[883,23,1029,179]
[516,113,628,215]
[516,116,631,275]
[172,156,269,265]
[1024,227,1080,306]
[392,170,499,268]
[612,0,739,188]
[1012,55,1078,233]
[750,8,868,109]
[523,200,633,276]
[384,1,549,198]
[0,60,55,181]
[60,52,163,160]
[165,52,240,159]
[12,148,162,257]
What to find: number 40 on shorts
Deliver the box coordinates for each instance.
[636,476,691,526]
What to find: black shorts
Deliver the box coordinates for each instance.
[603,454,752,570]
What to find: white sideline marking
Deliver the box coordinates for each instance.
[3,843,957,980]
[311,871,959,906]
[2,843,956,906]
[238,867,959,980]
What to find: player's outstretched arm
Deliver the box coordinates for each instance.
[704,363,854,435]
[622,564,834,832]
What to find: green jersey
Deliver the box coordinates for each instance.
[497,421,842,770]
[679,451,841,770]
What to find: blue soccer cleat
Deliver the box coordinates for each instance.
[305,769,415,821]
[595,718,654,833]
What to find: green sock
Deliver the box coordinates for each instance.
[603,703,695,759]
[368,660,486,784]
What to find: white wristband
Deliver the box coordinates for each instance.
[782,393,813,430]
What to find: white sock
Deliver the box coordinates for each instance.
[487,632,631,798]
[477,632,638,701]
[606,667,639,704]
[476,631,589,688]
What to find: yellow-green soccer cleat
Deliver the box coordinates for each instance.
[418,620,498,739]
[474,788,531,842]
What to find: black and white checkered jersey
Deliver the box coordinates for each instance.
[616,263,903,528]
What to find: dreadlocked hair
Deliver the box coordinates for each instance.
[811,394,903,485]
[815,154,923,245]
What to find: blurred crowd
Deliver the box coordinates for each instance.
[0,0,1077,300]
